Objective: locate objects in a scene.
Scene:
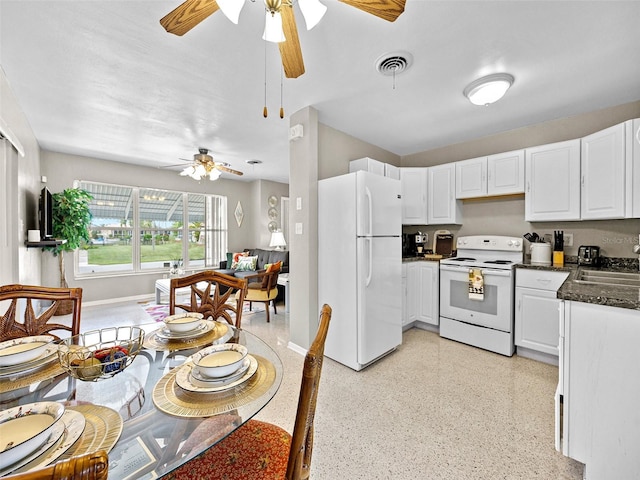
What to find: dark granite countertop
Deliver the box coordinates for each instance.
[402,256,441,263]
[516,257,640,311]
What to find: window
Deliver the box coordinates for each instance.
[77,181,227,276]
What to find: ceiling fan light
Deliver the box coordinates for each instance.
[209,169,222,181]
[263,11,285,43]
[463,73,514,106]
[217,0,245,24]
[298,0,327,30]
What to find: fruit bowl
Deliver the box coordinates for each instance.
[57,327,144,381]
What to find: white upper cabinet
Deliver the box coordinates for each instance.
[633,119,640,218]
[525,139,581,221]
[455,157,487,199]
[428,163,462,224]
[400,167,429,225]
[349,157,386,176]
[581,121,631,219]
[456,150,525,199]
[487,149,525,196]
[384,163,400,180]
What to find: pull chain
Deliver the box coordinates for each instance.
[263,40,268,118]
[280,66,284,119]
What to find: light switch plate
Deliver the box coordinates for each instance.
[295,223,303,235]
[296,197,302,210]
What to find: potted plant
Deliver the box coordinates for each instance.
[45,188,93,315]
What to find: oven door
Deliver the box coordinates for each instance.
[439,264,514,332]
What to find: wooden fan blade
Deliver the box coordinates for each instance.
[216,165,243,176]
[160,0,220,36]
[278,5,305,79]
[338,0,406,22]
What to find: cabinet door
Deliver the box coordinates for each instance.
[581,122,629,219]
[428,164,462,224]
[515,287,560,355]
[487,149,525,196]
[405,263,418,323]
[633,119,640,218]
[525,139,581,221]
[400,168,428,225]
[416,262,439,326]
[455,157,487,199]
[384,163,400,180]
[349,157,385,176]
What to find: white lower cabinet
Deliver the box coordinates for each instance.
[515,269,569,361]
[404,261,439,328]
[561,301,640,479]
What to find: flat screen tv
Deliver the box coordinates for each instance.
[39,187,54,239]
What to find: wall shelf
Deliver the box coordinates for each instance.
[25,239,66,248]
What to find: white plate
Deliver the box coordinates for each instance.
[0,344,58,377]
[0,336,54,367]
[0,401,65,468]
[0,417,65,476]
[175,355,258,393]
[155,320,215,340]
[9,409,86,475]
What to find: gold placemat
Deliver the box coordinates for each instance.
[152,355,276,418]
[0,360,65,394]
[143,320,230,351]
[59,404,123,460]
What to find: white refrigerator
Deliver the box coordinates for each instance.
[318,171,402,371]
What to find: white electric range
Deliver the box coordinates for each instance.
[439,235,523,356]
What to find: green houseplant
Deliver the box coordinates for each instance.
[45,188,92,314]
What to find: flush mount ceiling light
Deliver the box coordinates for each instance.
[463,73,515,106]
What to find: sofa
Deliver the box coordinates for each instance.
[217,248,289,279]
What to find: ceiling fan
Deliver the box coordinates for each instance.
[160,0,406,79]
[168,148,244,181]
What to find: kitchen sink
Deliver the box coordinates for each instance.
[575,269,640,288]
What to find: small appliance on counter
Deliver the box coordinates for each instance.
[433,230,454,258]
[578,245,601,267]
[530,242,552,266]
[403,232,428,256]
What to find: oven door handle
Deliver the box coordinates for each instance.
[440,264,512,277]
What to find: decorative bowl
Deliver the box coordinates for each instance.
[163,312,204,333]
[0,401,65,467]
[57,326,144,381]
[193,343,248,378]
[0,336,54,367]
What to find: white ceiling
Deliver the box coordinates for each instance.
[1,1,639,184]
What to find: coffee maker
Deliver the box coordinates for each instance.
[403,232,428,256]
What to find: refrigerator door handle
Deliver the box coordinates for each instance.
[365,237,373,287]
[365,186,373,237]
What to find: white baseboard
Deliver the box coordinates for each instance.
[287,341,307,357]
[83,294,154,308]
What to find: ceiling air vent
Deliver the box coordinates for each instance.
[375,52,413,76]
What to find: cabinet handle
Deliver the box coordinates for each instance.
[537,278,551,285]
[581,175,585,187]
[526,181,530,193]
[517,299,521,311]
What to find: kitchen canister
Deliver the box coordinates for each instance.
[27,230,40,242]
[530,242,552,266]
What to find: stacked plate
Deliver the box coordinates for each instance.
[0,401,86,476]
[0,336,58,378]
[175,344,258,393]
[157,313,214,340]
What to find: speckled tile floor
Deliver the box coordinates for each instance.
[81,299,584,480]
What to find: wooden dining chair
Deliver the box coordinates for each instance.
[0,284,82,341]
[163,304,333,480]
[4,450,108,480]
[169,270,248,329]
[241,263,281,323]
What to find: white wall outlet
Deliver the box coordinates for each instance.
[296,197,302,210]
[564,233,573,247]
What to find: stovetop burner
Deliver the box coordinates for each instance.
[448,257,476,262]
[484,260,513,265]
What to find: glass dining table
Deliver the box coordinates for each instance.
[0,321,283,479]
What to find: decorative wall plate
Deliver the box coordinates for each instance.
[234,201,244,227]
[268,221,278,233]
[268,195,278,207]
[268,207,278,220]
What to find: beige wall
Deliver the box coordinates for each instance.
[0,68,42,286]
[401,100,640,258]
[41,151,287,303]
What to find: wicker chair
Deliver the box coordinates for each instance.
[5,450,108,480]
[163,304,333,480]
[0,284,82,341]
[169,270,247,329]
[241,264,281,323]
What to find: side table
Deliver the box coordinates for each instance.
[277,273,290,313]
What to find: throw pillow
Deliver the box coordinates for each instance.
[261,261,282,288]
[231,252,248,269]
[236,255,258,272]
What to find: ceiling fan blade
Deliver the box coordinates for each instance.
[278,5,305,78]
[216,165,244,176]
[160,0,220,36]
[160,161,191,169]
[338,0,406,22]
